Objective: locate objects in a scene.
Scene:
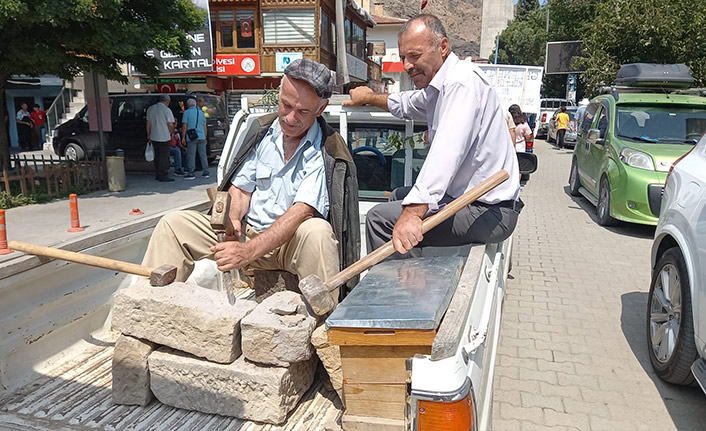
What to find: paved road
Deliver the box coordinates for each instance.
[492,139,706,430]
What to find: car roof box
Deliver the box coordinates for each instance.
[614,63,694,88]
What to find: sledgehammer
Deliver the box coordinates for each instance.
[8,240,177,286]
[299,170,511,316]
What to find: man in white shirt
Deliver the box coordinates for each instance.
[345,14,522,255]
[146,95,176,182]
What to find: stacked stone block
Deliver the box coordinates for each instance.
[110,280,318,424]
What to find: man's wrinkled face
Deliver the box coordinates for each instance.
[398,24,449,89]
[278,76,327,140]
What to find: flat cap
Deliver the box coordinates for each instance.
[284,58,333,99]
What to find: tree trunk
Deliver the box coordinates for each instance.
[0,76,11,173]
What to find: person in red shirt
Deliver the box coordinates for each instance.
[30,104,47,147]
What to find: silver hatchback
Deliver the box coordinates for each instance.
[648,132,706,391]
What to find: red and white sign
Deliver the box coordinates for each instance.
[214,54,260,76]
[382,61,404,73]
[158,83,177,93]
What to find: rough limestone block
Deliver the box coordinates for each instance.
[111,334,157,406]
[240,291,316,366]
[149,347,316,424]
[112,279,256,363]
[311,324,344,405]
[253,270,299,303]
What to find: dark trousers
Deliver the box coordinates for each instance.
[365,186,524,256]
[152,140,171,180]
[557,129,567,148]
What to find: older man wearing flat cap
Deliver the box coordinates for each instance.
[142,59,360,296]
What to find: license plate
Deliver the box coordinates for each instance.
[213,129,224,136]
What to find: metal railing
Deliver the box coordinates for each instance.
[45,86,76,135]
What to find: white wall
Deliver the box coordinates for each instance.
[479,0,514,60]
[367,25,400,63]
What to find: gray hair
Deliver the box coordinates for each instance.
[185,98,196,108]
[158,94,170,103]
[399,14,447,47]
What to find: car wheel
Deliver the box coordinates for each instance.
[568,159,581,196]
[64,143,85,161]
[597,177,617,226]
[647,247,697,385]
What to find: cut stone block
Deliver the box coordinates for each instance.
[112,334,157,406]
[240,291,316,367]
[112,279,256,363]
[253,270,299,303]
[149,347,316,424]
[311,324,344,405]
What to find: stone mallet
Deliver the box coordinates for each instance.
[8,240,177,286]
[299,169,511,316]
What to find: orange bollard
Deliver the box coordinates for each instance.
[67,194,85,232]
[0,209,13,255]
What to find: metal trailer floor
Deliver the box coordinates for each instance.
[0,342,342,431]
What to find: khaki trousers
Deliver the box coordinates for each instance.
[142,210,340,283]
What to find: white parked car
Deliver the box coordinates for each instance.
[647,132,706,390]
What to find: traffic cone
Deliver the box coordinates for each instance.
[67,194,85,232]
[0,209,13,255]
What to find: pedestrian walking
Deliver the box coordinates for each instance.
[555,105,570,149]
[146,95,176,182]
[181,96,208,180]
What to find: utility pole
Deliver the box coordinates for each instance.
[494,34,499,64]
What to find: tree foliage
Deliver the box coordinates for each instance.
[496,0,706,98]
[0,0,205,170]
[577,0,706,93]
[516,0,539,22]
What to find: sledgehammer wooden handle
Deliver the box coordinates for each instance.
[8,240,177,286]
[325,169,511,291]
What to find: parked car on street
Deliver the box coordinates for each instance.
[568,63,706,226]
[535,98,575,139]
[647,130,706,391]
[52,93,229,163]
[547,106,579,148]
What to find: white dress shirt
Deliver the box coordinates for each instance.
[388,52,520,210]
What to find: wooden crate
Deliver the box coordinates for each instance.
[328,327,435,430]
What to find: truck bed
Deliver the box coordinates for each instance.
[0,339,342,431]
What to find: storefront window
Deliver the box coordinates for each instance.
[320,9,332,53]
[263,9,315,44]
[215,8,256,50]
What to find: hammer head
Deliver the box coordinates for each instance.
[210,191,234,235]
[150,264,178,286]
[298,274,336,316]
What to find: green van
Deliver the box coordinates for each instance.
[568,64,706,226]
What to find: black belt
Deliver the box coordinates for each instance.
[479,199,523,211]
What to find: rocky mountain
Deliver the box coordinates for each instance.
[381,0,483,57]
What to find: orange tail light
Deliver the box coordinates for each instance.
[417,393,473,431]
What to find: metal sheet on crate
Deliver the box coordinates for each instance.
[326,256,465,330]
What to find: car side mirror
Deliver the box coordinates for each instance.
[517,152,538,175]
[587,129,605,146]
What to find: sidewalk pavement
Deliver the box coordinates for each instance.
[1,153,217,264]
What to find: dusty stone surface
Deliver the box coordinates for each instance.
[298,274,336,316]
[148,347,316,424]
[241,291,316,367]
[253,270,299,302]
[112,279,256,363]
[111,334,157,406]
[311,324,344,405]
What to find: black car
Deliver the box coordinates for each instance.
[52,93,229,162]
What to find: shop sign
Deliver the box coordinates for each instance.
[276,52,303,72]
[214,54,260,75]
